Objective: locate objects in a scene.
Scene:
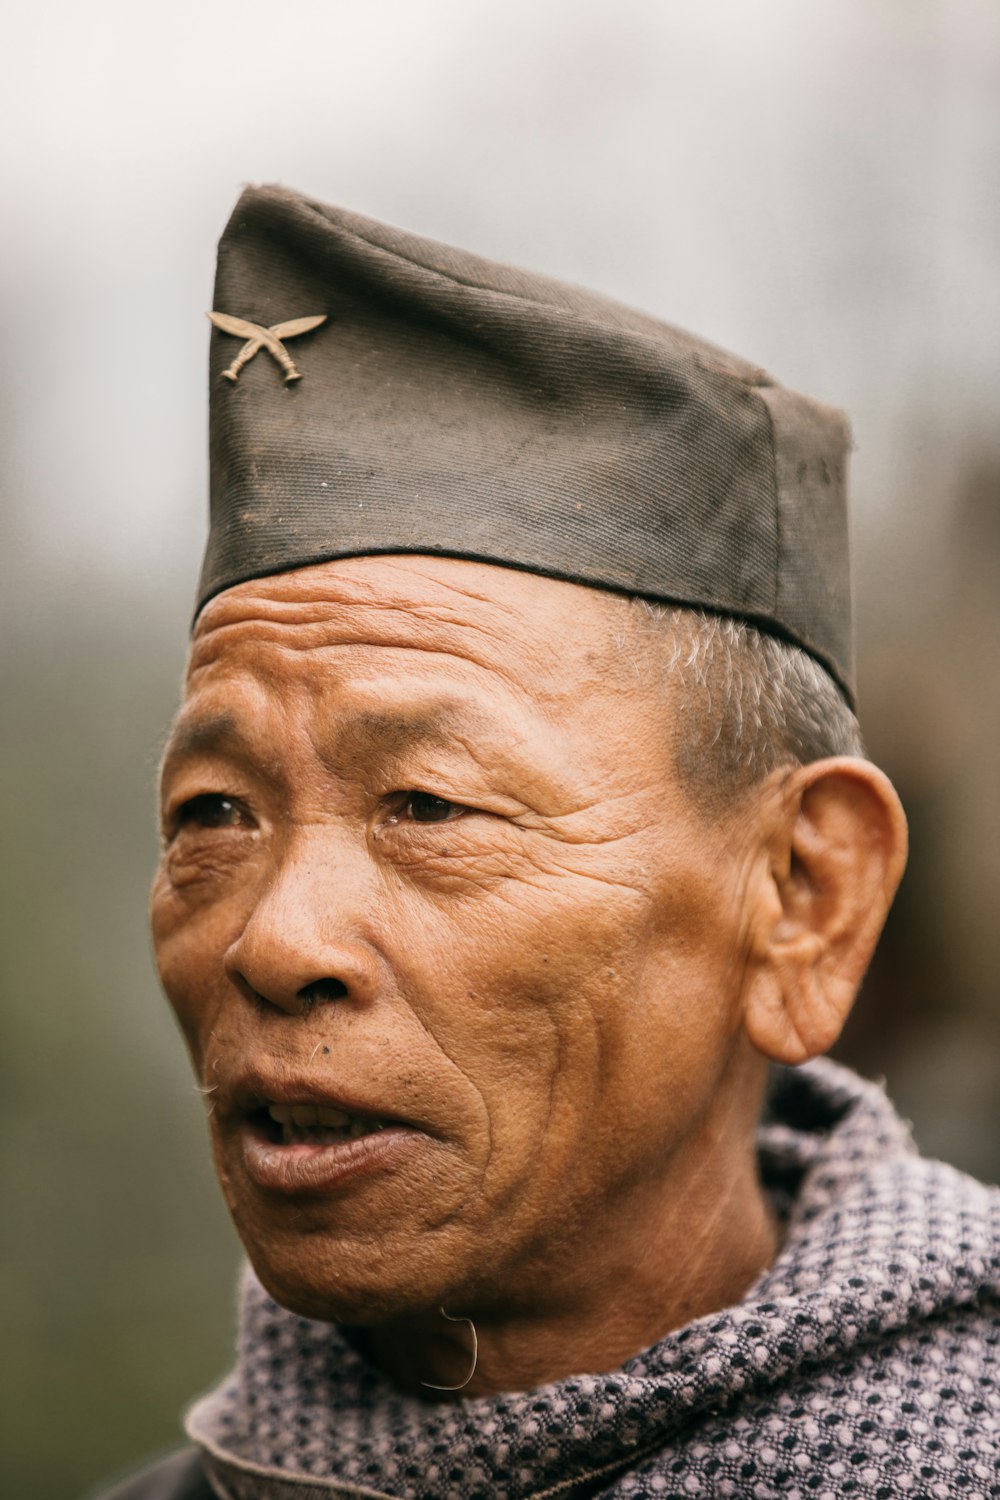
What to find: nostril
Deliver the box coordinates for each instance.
[231,972,283,1012]
[298,977,348,1006]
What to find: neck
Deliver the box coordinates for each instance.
[370,1076,779,1398]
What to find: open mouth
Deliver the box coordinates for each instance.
[248,1102,392,1147]
[237,1094,421,1194]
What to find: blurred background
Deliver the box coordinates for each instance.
[2,1,998,1494]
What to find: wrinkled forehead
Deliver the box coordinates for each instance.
[172,555,677,811]
[188,553,646,701]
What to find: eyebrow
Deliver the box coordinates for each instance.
[160,700,501,778]
[160,711,251,776]
[348,703,494,756]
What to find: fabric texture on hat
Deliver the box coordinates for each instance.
[202,185,855,701]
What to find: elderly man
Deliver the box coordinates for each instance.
[95,187,999,1500]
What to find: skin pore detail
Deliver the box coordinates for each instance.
[151,553,812,1397]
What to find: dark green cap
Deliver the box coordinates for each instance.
[202,184,855,703]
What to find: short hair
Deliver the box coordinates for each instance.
[630,601,866,817]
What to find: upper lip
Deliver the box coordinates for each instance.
[219,1067,417,1129]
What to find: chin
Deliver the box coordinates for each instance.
[241,1231,469,1327]
[253,1267,391,1325]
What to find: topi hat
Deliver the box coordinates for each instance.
[202,185,854,703]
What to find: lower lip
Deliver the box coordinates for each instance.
[239,1122,421,1195]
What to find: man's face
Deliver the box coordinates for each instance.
[151,556,762,1324]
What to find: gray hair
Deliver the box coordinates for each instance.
[630,602,866,817]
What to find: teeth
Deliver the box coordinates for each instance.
[317,1106,351,1128]
[268,1103,352,1127]
[266,1101,387,1140]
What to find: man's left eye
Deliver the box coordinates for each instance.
[403,792,466,824]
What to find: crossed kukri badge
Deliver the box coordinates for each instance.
[207,310,328,383]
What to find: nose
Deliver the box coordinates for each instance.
[224,835,380,1016]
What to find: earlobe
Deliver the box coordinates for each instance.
[743,758,908,1066]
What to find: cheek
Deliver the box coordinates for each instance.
[380,878,647,1172]
[387,845,747,1199]
[611,852,750,1101]
[150,866,247,1060]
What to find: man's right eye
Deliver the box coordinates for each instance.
[174,793,249,830]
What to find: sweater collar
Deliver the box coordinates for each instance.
[186,1059,999,1500]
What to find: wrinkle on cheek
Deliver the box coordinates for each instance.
[418,912,612,1192]
[534,780,665,838]
[162,852,248,894]
[535,1007,565,1167]
[461,999,567,1219]
[379,846,514,898]
[501,986,608,1216]
[398,1002,494,1177]
[481,853,654,924]
[380,819,653,903]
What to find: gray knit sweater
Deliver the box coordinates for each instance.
[172,1060,1000,1499]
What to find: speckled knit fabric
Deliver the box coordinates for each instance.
[187,1059,1000,1499]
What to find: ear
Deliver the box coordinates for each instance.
[742,758,908,1065]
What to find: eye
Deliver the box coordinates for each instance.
[173,793,252,831]
[401,791,466,824]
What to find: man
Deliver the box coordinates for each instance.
[95,186,999,1499]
